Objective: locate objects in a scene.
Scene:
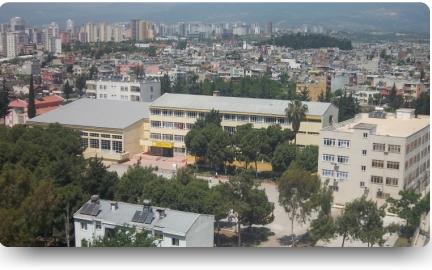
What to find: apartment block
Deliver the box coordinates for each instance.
[147,93,339,156]
[74,196,214,247]
[85,78,161,102]
[318,108,430,207]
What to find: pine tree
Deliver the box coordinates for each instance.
[27,75,36,119]
[0,78,10,124]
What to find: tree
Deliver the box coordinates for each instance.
[225,172,274,246]
[414,91,430,116]
[299,88,310,101]
[89,226,155,247]
[285,100,308,145]
[27,75,36,119]
[336,197,385,247]
[277,163,320,246]
[75,75,87,97]
[88,65,97,80]
[258,54,264,63]
[236,127,267,175]
[294,145,318,172]
[160,74,172,94]
[80,158,118,200]
[309,180,335,245]
[271,142,296,173]
[0,78,10,124]
[387,189,429,237]
[387,84,403,111]
[63,81,73,102]
[333,92,360,121]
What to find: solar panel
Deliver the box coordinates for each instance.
[131,210,154,224]
[79,202,100,216]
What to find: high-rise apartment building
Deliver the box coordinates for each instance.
[318,109,430,207]
[6,32,18,58]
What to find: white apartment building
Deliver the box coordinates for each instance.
[148,93,339,156]
[74,196,215,247]
[6,32,18,58]
[86,79,161,102]
[318,108,430,207]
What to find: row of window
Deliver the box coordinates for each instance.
[321,169,349,180]
[81,132,123,140]
[372,143,401,153]
[370,176,399,186]
[322,154,349,164]
[81,138,123,153]
[151,121,190,130]
[371,159,400,170]
[150,133,185,142]
[407,132,430,154]
[323,138,350,148]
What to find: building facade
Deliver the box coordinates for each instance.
[74,196,215,247]
[147,93,339,156]
[86,79,161,102]
[318,109,430,207]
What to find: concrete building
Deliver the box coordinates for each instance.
[86,78,160,102]
[148,93,338,156]
[27,98,151,163]
[73,196,214,247]
[6,32,18,58]
[318,108,430,207]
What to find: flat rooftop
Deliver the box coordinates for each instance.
[27,98,150,130]
[150,93,334,116]
[330,113,429,137]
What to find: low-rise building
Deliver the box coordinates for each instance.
[27,98,151,163]
[148,93,339,156]
[85,78,161,102]
[318,108,430,207]
[74,195,214,247]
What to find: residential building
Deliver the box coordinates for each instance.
[6,32,18,58]
[74,196,214,247]
[5,95,64,126]
[148,93,339,156]
[318,108,430,207]
[85,78,161,102]
[27,98,151,163]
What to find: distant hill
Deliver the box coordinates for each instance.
[0,2,429,33]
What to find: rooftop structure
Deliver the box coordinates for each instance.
[73,196,214,247]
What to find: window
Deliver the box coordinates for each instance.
[385,177,399,186]
[95,221,101,230]
[322,154,335,162]
[151,121,161,128]
[237,115,249,122]
[338,140,350,148]
[171,237,179,246]
[360,181,365,187]
[174,135,184,142]
[337,156,349,164]
[101,134,110,138]
[101,140,111,150]
[174,147,185,153]
[150,133,161,140]
[336,171,348,180]
[174,122,185,130]
[150,86,154,92]
[363,133,368,138]
[81,222,87,230]
[151,109,161,115]
[162,110,173,116]
[81,138,88,148]
[81,131,89,136]
[174,110,184,117]
[387,161,400,170]
[224,114,236,121]
[388,144,401,153]
[162,134,173,141]
[163,122,174,129]
[90,139,99,149]
[112,135,123,140]
[361,165,366,171]
[371,175,383,184]
[330,186,339,192]
[322,169,333,177]
[362,150,367,155]
[224,126,236,134]
[373,143,385,152]
[112,141,123,153]
[187,111,197,118]
[186,123,193,130]
[90,133,99,137]
[372,159,384,168]
[323,138,336,147]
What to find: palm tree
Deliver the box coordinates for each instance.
[285,100,308,145]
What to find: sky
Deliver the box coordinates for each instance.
[0,2,429,33]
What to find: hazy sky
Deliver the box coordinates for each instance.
[0,2,429,33]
